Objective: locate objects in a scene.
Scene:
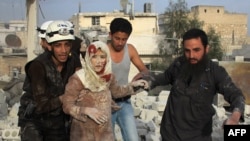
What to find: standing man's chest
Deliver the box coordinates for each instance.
[110,49,125,63]
[108,44,131,63]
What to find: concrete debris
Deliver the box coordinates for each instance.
[0,103,20,140]
[0,75,11,82]
[0,90,8,120]
[1,86,250,141]
[113,90,250,141]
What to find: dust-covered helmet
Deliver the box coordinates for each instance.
[45,20,75,43]
[37,20,53,38]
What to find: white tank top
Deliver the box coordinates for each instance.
[111,44,130,85]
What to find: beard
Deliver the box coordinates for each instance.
[180,54,209,85]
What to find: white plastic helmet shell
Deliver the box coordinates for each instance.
[65,21,74,28]
[45,20,75,43]
[38,20,53,38]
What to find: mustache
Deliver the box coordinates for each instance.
[188,58,198,61]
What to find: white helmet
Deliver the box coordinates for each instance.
[65,21,74,28]
[45,20,75,43]
[37,20,53,38]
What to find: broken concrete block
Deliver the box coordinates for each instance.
[134,107,142,117]
[146,120,158,132]
[157,91,170,102]
[145,131,161,141]
[152,101,166,112]
[139,109,159,122]
[213,93,230,107]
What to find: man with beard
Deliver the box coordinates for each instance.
[149,28,245,141]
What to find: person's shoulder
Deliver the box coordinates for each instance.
[32,51,50,63]
[127,43,136,50]
[24,60,45,76]
[25,58,42,69]
[75,68,85,75]
[208,60,222,69]
[207,60,229,76]
[127,43,139,56]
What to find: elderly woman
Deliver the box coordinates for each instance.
[62,41,148,141]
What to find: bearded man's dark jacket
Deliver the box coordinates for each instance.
[150,56,245,141]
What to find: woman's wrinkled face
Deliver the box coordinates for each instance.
[90,49,107,73]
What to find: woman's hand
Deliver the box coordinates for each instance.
[131,79,149,89]
[81,107,108,124]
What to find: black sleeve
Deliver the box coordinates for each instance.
[214,65,245,117]
[28,61,62,114]
[150,61,177,89]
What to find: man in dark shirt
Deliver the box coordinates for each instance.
[150,28,245,141]
[18,20,81,141]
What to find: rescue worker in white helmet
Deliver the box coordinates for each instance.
[18,20,81,141]
[37,20,53,51]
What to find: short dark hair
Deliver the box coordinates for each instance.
[110,18,132,35]
[182,28,208,48]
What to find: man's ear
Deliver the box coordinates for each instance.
[108,32,112,39]
[47,44,52,51]
[205,45,210,54]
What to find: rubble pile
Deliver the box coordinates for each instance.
[0,103,20,141]
[0,89,249,141]
[114,90,250,141]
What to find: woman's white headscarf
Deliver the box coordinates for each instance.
[76,41,112,92]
